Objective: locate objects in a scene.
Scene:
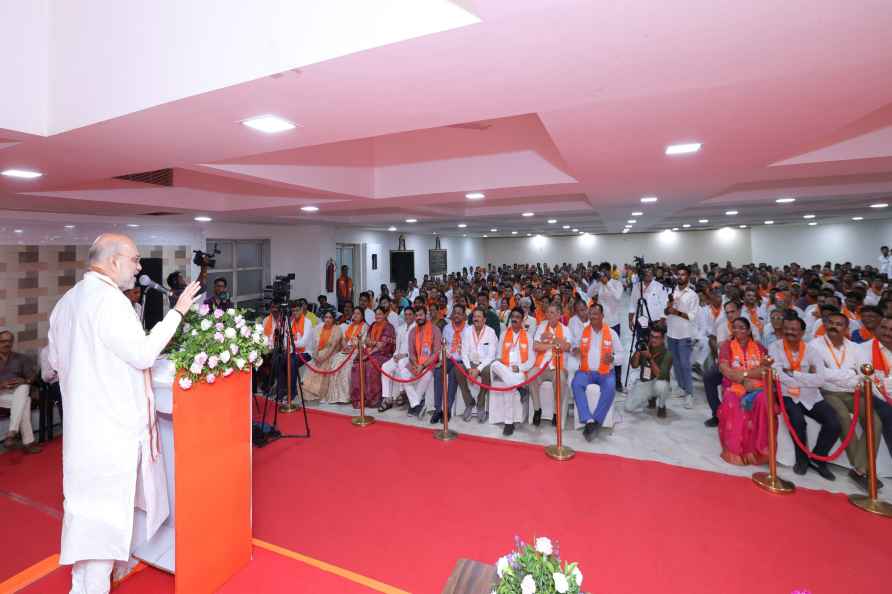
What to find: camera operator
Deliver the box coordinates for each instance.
[262,300,314,401]
[166,255,209,309]
[624,325,673,417]
[665,265,699,409]
[204,277,233,311]
[628,266,667,332]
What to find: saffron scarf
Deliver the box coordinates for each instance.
[728,338,763,396]
[534,323,565,369]
[500,327,530,365]
[414,322,435,366]
[578,324,613,374]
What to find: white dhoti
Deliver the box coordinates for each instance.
[0,384,35,444]
[69,559,114,594]
[380,357,410,400]
[488,361,525,424]
[405,369,434,407]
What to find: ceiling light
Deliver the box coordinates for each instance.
[521,212,534,217]
[852,216,864,221]
[808,222,818,226]
[698,219,709,223]
[672,227,679,231]
[194,216,212,222]
[776,197,796,204]
[483,234,488,238]
[665,142,702,155]
[405,218,418,223]
[547,219,557,224]
[241,115,296,133]
[490,228,498,232]
[725,210,738,216]
[562,225,570,229]
[2,169,43,179]
[627,219,637,224]
[127,224,140,228]
[739,224,747,228]
[870,203,889,209]
[622,229,630,234]
[387,226,397,231]
[511,231,518,235]
[572,228,579,232]
[682,224,691,228]
[526,233,532,237]
[462,233,467,237]
[300,206,319,212]
[631,211,643,216]
[465,192,485,200]
[641,196,658,203]
[13,229,23,234]
[764,220,774,225]
[457,223,467,228]
[624,225,632,229]
[64,224,75,229]
[803,214,815,219]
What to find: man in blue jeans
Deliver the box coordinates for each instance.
[665,265,699,409]
[571,304,622,441]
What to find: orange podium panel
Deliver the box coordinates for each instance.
[172,370,252,594]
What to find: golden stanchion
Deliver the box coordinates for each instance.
[434,345,458,441]
[753,363,795,494]
[545,344,575,461]
[352,337,375,427]
[279,328,299,413]
[849,364,892,517]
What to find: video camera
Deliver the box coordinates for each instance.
[193,243,221,268]
[263,273,295,308]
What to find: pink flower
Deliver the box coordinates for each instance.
[205,373,216,384]
[215,322,224,331]
[198,304,210,316]
[240,326,251,338]
[214,332,225,342]
[213,309,224,319]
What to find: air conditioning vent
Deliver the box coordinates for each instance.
[114,168,173,187]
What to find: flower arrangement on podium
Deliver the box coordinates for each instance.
[493,536,584,594]
[168,303,271,390]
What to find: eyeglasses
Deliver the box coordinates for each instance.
[117,253,141,265]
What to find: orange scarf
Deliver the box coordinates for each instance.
[710,304,721,319]
[317,324,333,350]
[578,324,613,374]
[782,339,805,397]
[744,306,763,333]
[500,327,530,365]
[728,338,763,396]
[534,323,565,369]
[414,322,435,365]
[450,321,466,354]
[860,327,875,341]
[292,315,307,353]
[370,320,386,343]
[345,321,364,342]
[872,341,890,398]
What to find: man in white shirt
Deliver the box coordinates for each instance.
[571,303,621,441]
[878,245,892,278]
[628,267,667,332]
[458,309,498,422]
[432,304,471,424]
[528,303,572,427]
[490,308,536,436]
[859,315,892,463]
[703,300,741,427]
[593,262,625,390]
[812,312,881,491]
[48,233,200,594]
[863,276,884,307]
[665,265,699,409]
[770,313,839,480]
[378,308,415,412]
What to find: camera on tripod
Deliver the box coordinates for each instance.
[635,325,651,353]
[193,244,221,268]
[263,273,295,308]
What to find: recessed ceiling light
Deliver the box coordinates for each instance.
[678,224,689,228]
[672,227,679,231]
[511,231,518,235]
[194,216,212,222]
[387,226,397,231]
[490,228,498,232]
[665,142,702,155]
[462,233,467,237]
[764,220,774,225]
[13,229,23,234]
[405,218,418,223]
[624,225,632,229]
[641,196,658,203]
[457,223,467,228]
[521,212,534,217]
[526,233,532,237]
[64,224,75,229]
[562,225,570,229]
[622,229,630,234]
[300,206,319,212]
[808,222,818,226]
[627,219,637,224]
[631,211,643,216]
[776,197,796,204]
[870,203,889,209]
[803,214,815,219]
[241,114,296,133]
[572,228,579,232]
[852,216,864,221]
[547,219,557,224]
[739,224,747,228]
[127,224,140,228]
[725,210,738,216]
[483,234,488,238]
[1,169,43,179]
[465,192,485,200]
[698,219,709,223]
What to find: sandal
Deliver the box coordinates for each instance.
[23,443,42,454]
[378,400,393,413]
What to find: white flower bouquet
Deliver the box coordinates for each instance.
[493,536,584,594]
[168,303,271,390]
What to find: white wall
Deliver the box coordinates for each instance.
[750,219,892,267]
[1,0,49,135]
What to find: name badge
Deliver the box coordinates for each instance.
[422,346,431,356]
[642,366,652,380]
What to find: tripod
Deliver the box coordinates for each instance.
[624,294,654,388]
[252,304,311,446]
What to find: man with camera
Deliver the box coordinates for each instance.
[625,325,673,418]
[665,265,699,409]
[166,251,210,310]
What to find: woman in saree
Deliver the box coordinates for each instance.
[325,308,367,404]
[302,310,342,401]
[717,316,775,465]
[350,306,396,408]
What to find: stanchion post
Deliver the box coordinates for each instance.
[434,343,458,441]
[752,362,794,494]
[352,337,374,427]
[279,321,299,413]
[849,364,892,517]
[545,344,575,461]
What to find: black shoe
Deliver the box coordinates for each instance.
[704,417,719,428]
[378,399,393,413]
[848,469,872,492]
[811,462,836,481]
[552,416,558,426]
[647,397,656,409]
[615,384,624,394]
[407,404,422,416]
[657,406,667,419]
[430,411,442,425]
[502,423,515,436]
[793,459,809,476]
[532,408,542,426]
[583,421,600,442]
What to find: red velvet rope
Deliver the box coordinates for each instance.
[775,380,860,463]
[302,347,357,376]
[367,356,438,383]
[872,379,892,405]
[452,359,550,392]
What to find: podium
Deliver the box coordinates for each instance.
[132,358,253,594]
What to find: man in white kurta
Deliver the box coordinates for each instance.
[459,309,498,423]
[48,234,200,594]
[490,308,535,435]
[379,308,415,410]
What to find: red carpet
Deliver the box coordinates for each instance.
[253,410,890,594]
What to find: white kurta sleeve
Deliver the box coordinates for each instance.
[97,292,182,370]
[479,328,497,368]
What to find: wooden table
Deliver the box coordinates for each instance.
[441,559,498,594]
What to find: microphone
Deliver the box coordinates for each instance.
[139,274,169,294]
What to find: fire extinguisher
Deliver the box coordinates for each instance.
[325,259,335,293]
